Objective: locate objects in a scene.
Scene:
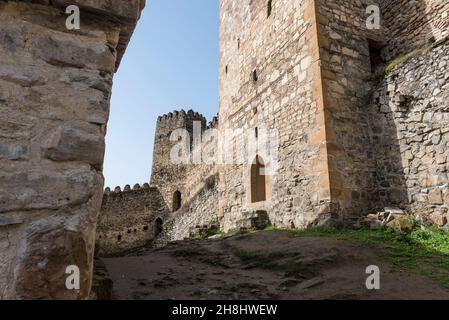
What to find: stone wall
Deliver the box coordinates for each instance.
[155,174,219,245]
[216,0,449,229]
[97,184,169,256]
[149,110,220,241]
[150,110,207,212]
[218,0,333,231]
[316,0,385,220]
[379,0,449,60]
[0,0,143,299]
[368,38,449,227]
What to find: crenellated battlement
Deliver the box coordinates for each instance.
[98,182,169,256]
[206,114,219,130]
[157,109,207,126]
[104,183,157,197]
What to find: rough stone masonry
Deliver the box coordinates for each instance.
[1,0,449,300]
[0,0,144,299]
[98,0,448,256]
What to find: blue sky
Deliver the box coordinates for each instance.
[103,0,219,188]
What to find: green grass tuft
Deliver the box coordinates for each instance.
[265,226,449,289]
[232,249,311,278]
[372,45,432,79]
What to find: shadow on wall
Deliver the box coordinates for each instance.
[367,0,449,214]
[153,174,220,246]
[368,82,411,211]
[378,0,446,59]
[367,36,449,222]
[358,0,444,215]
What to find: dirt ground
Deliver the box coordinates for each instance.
[102,231,449,300]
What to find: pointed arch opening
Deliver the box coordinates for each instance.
[173,190,182,212]
[251,155,267,203]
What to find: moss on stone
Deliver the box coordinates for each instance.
[372,45,432,79]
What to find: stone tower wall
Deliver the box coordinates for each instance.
[315,0,385,220]
[150,110,207,212]
[218,0,332,231]
[217,0,449,229]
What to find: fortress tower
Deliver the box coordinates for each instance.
[99,0,449,251]
[150,110,207,212]
[217,0,449,229]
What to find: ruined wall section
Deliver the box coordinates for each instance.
[150,110,207,212]
[219,0,332,231]
[96,184,169,256]
[155,174,219,245]
[181,115,220,204]
[368,39,449,227]
[316,0,386,220]
[149,111,220,243]
[379,0,449,60]
[0,0,143,299]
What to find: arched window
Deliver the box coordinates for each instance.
[251,155,267,203]
[173,191,182,212]
[155,218,163,237]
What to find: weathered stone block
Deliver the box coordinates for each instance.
[30,33,115,72]
[0,216,23,227]
[0,144,28,160]
[43,125,105,170]
[14,211,98,299]
[429,212,448,227]
[429,189,443,205]
[0,169,100,213]
[52,0,145,21]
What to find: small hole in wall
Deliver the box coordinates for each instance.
[238,38,241,49]
[117,235,122,242]
[134,229,137,233]
[253,70,258,82]
[127,229,132,234]
[225,65,228,74]
[255,127,259,139]
[143,226,149,231]
[267,0,273,18]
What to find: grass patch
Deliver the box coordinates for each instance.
[233,249,280,269]
[232,249,312,278]
[372,45,432,79]
[265,227,449,289]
